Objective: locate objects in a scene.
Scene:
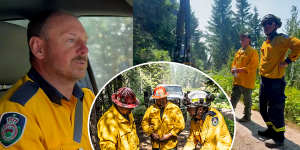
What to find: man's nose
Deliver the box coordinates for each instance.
[78,41,88,55]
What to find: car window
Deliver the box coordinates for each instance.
[4,17,133,91]
[5,20,29,27]
[165,86,183,95]
[79,17,133,89]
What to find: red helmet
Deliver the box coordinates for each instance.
[152,86,168,99]
[111,87,139,108]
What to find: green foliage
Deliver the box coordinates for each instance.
[284,6,300,89]
[207,0,235,71]
[133,0,178,65]
[284,87,300,125]
[249,7,263,49]
[133,0,207,66]
[212,92,231,109]
[152,49,172,61]
[210,71,233,95]
[231,0,252,49]
[251,85,260,110]
[191,30,208,70]
[213,71,300,125]
[233,0,251,33]
[135,48,171,63]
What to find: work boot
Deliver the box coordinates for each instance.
[238,116,250,122]
[265,139,284,149]
[258,127,273,139]
[265,132,284,148]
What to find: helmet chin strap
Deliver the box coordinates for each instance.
[266,27,278,38]
[194,106,208,120]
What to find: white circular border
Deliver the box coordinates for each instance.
[88,61,237,150]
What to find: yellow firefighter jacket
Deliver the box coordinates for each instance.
[141,102,185,150]
[97,105,139,150]
[231,45,259,89]
[260,34,300,79]
[0,68,95,150]
[183,108,232,150]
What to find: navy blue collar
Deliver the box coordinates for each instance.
[267,31,278,41]
[27,68,84,105]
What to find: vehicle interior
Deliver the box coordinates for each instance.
[0,1,132,149]
[0,0,133,97]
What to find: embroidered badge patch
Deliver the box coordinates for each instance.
[212,117,219,126]
[0,112,26,148]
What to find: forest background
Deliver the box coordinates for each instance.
[133,0,300,126]
[89,63,235,149]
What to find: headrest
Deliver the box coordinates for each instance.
[0,22,30,85]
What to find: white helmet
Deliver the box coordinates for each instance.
[185,90,215,108]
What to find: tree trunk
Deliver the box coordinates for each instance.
[174,0,185,62]
[184,0,191,64]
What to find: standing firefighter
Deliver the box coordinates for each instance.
[183,91,232,150]
[230,33,259,122]
[97,87,140,150]
[141,86,185,150]
[258,14,300,148]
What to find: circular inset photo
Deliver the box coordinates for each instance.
[89,62,235,150]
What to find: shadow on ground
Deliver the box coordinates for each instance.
[239,118,300,150]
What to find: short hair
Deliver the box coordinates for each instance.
[261,14,282,28]
[27,10,55,63]
[239,33,251,40]
[27,10,76,63]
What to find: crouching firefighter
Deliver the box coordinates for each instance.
[183,90,232,150]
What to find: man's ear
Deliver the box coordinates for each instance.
[29,36,46,60]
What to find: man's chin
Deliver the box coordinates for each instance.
[72,70,87,80]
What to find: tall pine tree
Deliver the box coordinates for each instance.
[207,0,234,71]
[233,0,251,33]
[249,7,263,49]
[285,5,300,88]
[231,0,252,50]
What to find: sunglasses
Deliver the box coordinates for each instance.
[263,21,274,27]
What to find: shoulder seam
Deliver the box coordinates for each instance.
[9,81,39,106]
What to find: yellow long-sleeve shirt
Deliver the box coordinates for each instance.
[0,68,95,150]
[232,45,259,89]
[97,105,139,150]
[183,108,232,150]
[141,102,185,150]
[260,34,300,79]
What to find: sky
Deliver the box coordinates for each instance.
[190,0,300,33]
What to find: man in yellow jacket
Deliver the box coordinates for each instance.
[0,11,95,149]
[258,14,300,148]
[183,90,232,150]
[230,33,259,122]
[142,86,185,150]
[97,87,140,150]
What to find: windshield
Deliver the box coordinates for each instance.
[165,86,183,95]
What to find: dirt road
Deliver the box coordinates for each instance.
[232,102,300,150]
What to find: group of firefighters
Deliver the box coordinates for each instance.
[97,86,232,150]
[230,13,300,148]
[97,13,300,150]
[0,9,298,149]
